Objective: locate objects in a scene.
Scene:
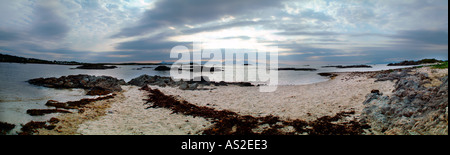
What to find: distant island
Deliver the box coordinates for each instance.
[387,58,445,66]
[0,53,161,66]
[73,64,118,70]
[0,53,84,65]
[1,53,447,69]
[322,65,372,68]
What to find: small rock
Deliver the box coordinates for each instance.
[188,83,199,90]
[179,82,188,90]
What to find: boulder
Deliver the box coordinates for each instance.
[188,83,199,90]
[128,75,156,87]
[179,83,189,90]
[192,76,211,85]
[28,74,125,92]
[128,75,175,87]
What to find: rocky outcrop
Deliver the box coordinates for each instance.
[128,75,255,90]
[318,73,338,79]
[361,69,448,135]
[28,74,126,92]
[128,75,177,87]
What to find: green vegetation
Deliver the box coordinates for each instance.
[418,58,442,64]
[431,61,448,69]
[388,58,444,66]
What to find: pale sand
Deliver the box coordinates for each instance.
[154,72,396,122]
[76,86,212,135]
[37,86,212,135]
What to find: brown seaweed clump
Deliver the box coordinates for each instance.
[0,121,16,135]
[18,121,57,135]
[45,94,116,109]
[141,85,370,135]
[26,109,72,116]
[21,93,116,135]
[26,94,116,116]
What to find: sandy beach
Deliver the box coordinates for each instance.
[33,66,447,135]
[37,86,212,135]
[154,72,396,122]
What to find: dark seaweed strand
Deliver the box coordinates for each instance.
[141,85,370,135]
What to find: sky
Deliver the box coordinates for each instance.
[0,0,448,65]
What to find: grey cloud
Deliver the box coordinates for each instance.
[113,0,286,38]
[0,29,22,41]
[391,29,448,45]
[115,35,191,52]
[30,3,70,40]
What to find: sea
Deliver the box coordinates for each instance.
[0,62,410,134]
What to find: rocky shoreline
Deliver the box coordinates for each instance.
[361,68,448,135]
[5,66,447,135]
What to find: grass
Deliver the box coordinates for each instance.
[431,61,448,69]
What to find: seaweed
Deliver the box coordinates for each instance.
[21,94,116,135]
[141,85,371,135]
[45,94,116,110]
[0,121,16,135]
[18,121,56,135]
[26,109,72,116]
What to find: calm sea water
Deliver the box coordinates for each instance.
[0,62,409,134]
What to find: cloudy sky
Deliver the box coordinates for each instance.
[0,0,448,64]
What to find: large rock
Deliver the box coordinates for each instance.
[28,74,125,92]
[361,69,448,135]
[128,75,175,87]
